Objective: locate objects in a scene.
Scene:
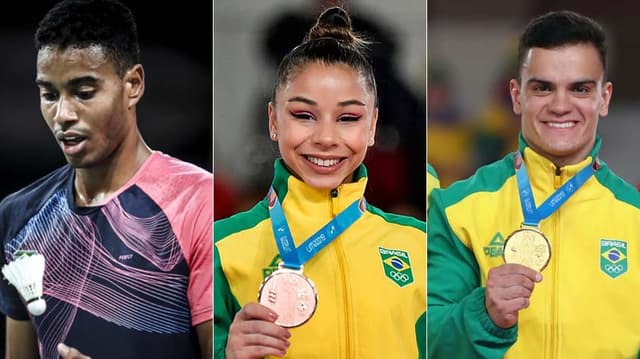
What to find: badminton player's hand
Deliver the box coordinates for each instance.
[57,343,91,359]
[226,303,291,358]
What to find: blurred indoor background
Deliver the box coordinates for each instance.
[214,0,427,220]
[429,0,640,188]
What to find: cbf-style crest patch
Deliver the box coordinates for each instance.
[600,239,627,279]
[379,247,414,287]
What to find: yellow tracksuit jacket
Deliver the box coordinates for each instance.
[215,160,426,358]
[428,136,640,358]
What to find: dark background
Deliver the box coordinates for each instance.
[0,1,212,199]
[0,1,212,356]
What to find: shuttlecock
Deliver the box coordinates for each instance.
[2,251,46,316]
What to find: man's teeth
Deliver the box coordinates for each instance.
[307,156,340,167]
[547,122,575,129]
[62,136,84,144]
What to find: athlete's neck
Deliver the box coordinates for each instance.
[74,133,151,207]
[526,139,594,169]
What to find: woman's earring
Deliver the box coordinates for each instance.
[368,138,374,146]
[271,132,277,140]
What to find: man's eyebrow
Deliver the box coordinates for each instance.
[35,76,99,88]
[67,76,99,87]
[526,78,552,86]
[570,80,598,87]
[35,79,52,88]
[526,78,598,87]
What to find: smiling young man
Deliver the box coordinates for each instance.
[428,10,640,358]
[0,1,212,358]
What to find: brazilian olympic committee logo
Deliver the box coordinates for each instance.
[379,247,414,287]
[600,239,628,279]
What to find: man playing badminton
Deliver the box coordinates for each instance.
[0,1,212,358]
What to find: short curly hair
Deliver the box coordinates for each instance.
[35,0,140,77]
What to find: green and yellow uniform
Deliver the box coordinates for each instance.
[215,160,426,358]
[429,136,640,358]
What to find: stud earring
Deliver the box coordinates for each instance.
[368,138,374,146]
[271,132,277,140]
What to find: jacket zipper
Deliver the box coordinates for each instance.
[330,187,352,358]
[550,166,561,359]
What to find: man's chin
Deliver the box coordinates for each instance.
[65,156,95,169]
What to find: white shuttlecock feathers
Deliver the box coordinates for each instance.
[2,251,46,316]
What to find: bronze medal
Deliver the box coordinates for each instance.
[258,265,318,328]
[503,227,551,272]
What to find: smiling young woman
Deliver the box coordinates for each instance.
[214,6,426,359]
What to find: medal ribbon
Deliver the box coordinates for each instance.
[267,187,365,269]
[515,152,595,227]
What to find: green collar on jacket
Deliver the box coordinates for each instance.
[517,133,601,166]
[517,133,602,191]
[270,159,368,218]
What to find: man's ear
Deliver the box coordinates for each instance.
[599,81,613,117]
[124,64,145,109]
[509,79,522,115]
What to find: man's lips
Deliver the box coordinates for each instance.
[55,131,88,144]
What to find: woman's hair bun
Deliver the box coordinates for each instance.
[317,7,351,31]
[306,7,363,47]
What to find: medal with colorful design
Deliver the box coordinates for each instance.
[259,187,365,327]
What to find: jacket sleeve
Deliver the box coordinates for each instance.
[427,188,517,358]
[416,311,426,359]
[213,241,241,359]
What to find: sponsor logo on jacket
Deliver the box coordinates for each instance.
[263,254,281,278]
[484,233,505,258]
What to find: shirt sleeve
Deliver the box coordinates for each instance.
[0,203,30,320]
[184,181,213,326]
[0,274,29,320]
[427,188,516,358]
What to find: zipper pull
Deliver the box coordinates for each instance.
[553,166,562,188]
[330,188,338,198]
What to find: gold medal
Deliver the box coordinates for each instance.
[503,226,551,272]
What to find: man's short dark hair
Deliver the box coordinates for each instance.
[517,10,607,79]
[35,0,140,77]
